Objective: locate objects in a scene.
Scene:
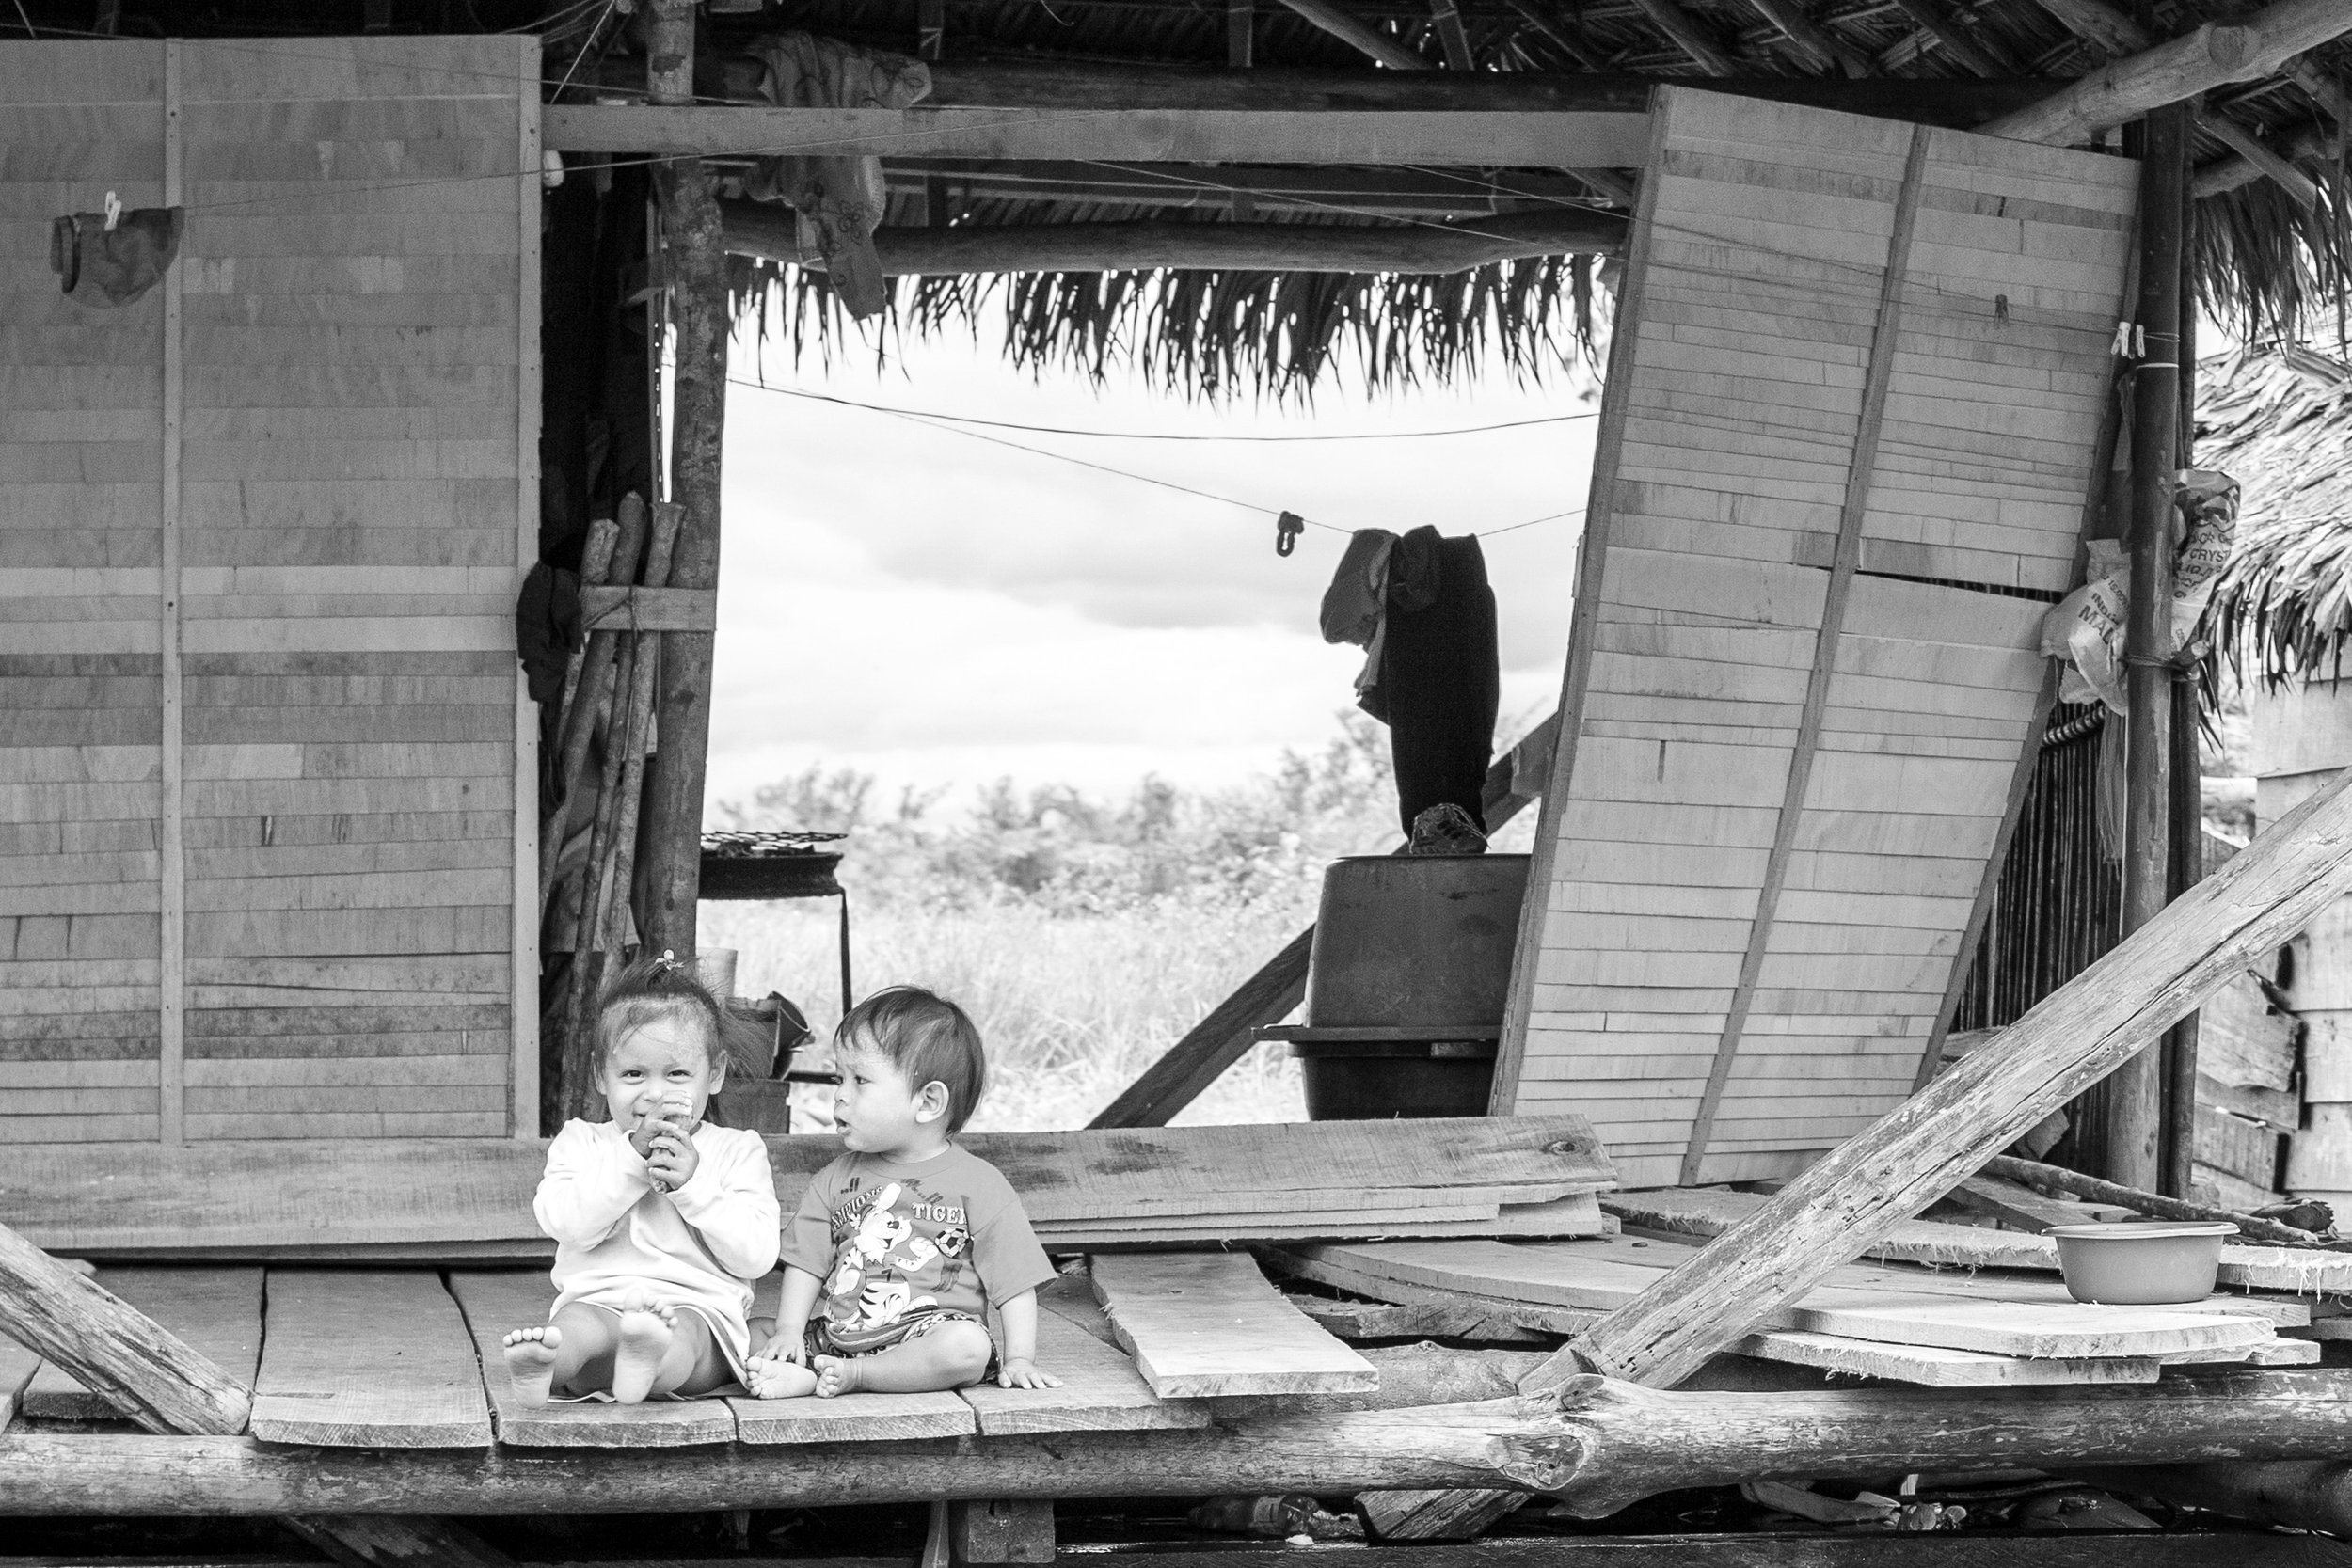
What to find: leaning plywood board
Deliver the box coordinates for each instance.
[1494,87,2137,1188]
[959,1307,1212,1436]
[1606,1186,2352,1294]
[1264,1248,2163,1387]
[0,36,538,1147]
[1295,1242,2270,1359]
[446,1271,736,1448]
[248,1270,492,1448]
[21,1267,262,1419]
[1089,1252,1377,1399]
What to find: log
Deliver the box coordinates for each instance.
[1533,765,2352,1391]
[0,1221,249,1436]
[640,0,729,959]
[1981,0,2352,144]
[15,1370,2352,1517]
[1276,0,1432,70]
[1088,714,1556,1129]
[1982,1154,2328,1245]
[2196,111,2324,206]
[723,206,1629,277]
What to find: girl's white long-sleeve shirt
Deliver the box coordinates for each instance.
[536,1118,781,1370]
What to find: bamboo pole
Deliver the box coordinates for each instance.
[2101,101,2187,1191]
[538,501,639,916]
[638,0,729,959]
[591,503,684,958]
[1525,764,2352,1391]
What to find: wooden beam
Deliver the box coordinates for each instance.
[2194,117,2336,196]
[1527,761,2352,1391]
[1888,0,2015,75]
[1981,0,2352,144]
[2028,0,2150,56]
[2198,110,2325,206]
[1231,0,1256,68]
[1277,0,1434,70]
[1680,124,1932,1186]
[1428,0,1477,68]
[1089,714,1556,1129]
[639,0,727,958]
[881,160,1601,215]
[0,1222,249,1436]
[724,206,1628,276]
[546,105,1652,166]
[19,1370,2352,1517]
[1499,0,1615,71]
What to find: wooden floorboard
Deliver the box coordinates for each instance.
[958,1307,1210,1437]
[21,1266,262,1420]
[728,1386,977,1446]
[248,1268,491,1448]
[1089,1252,1376,1400]
[444,1269,737,1449]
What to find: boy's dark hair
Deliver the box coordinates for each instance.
[836,986,987,1132]
[595,951,763,1076]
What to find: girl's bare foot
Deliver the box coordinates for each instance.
[813,1354,865,1398]
[501,1326,563,1407]
[747,1356,819,1399]
[612,1295,676,1404]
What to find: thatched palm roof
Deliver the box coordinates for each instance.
[2203,341,2352,685]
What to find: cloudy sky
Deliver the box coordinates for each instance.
[706,317,1600,820]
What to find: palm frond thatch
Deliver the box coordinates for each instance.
[2201,341,2352,686]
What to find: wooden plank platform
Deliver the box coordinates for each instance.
[729,1386,977,1445]
[248,1269,493,1448]
[446,1270,735,1449]
[1089,1252,1376,1399]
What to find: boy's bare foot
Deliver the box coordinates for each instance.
[501,1326,563,1407]
[747,1356,819,1399]
[612,1295,676,1404]
[813,1354,866,1398]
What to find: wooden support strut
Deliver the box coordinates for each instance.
[1277,0,1433,70]
[1531,762,2352,1392]
[1679,124,1933,1186]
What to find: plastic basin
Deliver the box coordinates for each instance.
[2042,1220,2237,1305]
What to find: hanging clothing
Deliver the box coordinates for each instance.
[1379,532,1499,836]
[1320,529,1395,705]
[51,208,182,308]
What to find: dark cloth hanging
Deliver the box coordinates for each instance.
[1375,531,1498,836]
[51,208,183,308]
[514,562,582,707]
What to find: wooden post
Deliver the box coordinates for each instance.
[1229,0,1254,67]
[1522,763,2352,1392]
[2102,101,2187,1190]
[2162,232,2201,1199]
[639,0,727,958]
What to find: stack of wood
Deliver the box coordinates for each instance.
[1271,1195,2352,1389]
[0,1116,1616,1262]
[540,495,693,1121]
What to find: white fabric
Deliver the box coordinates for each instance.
[537,1118,781,1376]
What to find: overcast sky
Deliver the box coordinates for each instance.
[706,319,1600,820]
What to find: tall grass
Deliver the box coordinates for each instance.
[701,710,1540,1132]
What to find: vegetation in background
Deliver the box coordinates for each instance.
[701,710,1539,1131]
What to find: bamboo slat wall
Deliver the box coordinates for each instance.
[0,37,539,1143]
[1493,87,2135,1189]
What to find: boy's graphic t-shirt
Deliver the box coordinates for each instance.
[783,1145,1056,1352]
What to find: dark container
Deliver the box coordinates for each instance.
[1296,853,1530,1118]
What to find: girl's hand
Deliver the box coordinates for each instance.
[996,1357,1060,1390]
[645,1119,701,1189]
[755,1333,809,1367]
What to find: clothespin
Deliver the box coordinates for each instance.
[1274,510,1304,558]
[2111,320,2145,358]
[103,191,121,231]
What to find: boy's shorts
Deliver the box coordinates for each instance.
[805,1309,997,1378]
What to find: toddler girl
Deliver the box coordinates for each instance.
[502,952,781,1404]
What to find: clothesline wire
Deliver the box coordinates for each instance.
[727,373,1583,542]
[723,376,1598,440]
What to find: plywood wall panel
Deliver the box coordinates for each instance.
[1495,88,2131,1184]
[0,36,536,1145]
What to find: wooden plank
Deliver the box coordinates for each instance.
[547,104,1656,166]
[730,1385,976,1445]
[0,1333,38,1423]
[160,37,185,1148]
[444,1270,734,1448]
[21,1266,262,1419]
[249,1270,492,1447]
[958,1306,1210,1436]
[1087,1252,1375,1399]
[1308,1241,2270,1360]
[2201,970,2297,1090]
